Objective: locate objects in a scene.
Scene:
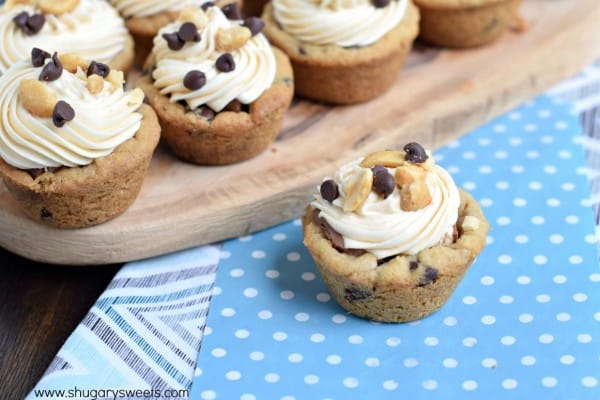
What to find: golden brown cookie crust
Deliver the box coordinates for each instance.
[302,189,489,322]
[261,0,420,104]
[0,104,161,228]
[138,46,294,165]
[414,0,522,48]
[109,34,136,74]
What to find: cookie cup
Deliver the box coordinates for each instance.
[0,104,160,228]
[108,34,136,74]
[138,47,293,165]
[414,0,522,48]
[124,11,180,68]
[262,1,419,104]
[302,189,489,322]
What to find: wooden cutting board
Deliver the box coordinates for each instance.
[2,0,599,265]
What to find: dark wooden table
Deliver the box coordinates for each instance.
[0,248,121,398]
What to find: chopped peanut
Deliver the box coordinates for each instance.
[19,79,57,118]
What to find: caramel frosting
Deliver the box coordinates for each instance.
[272,0,408,47]
[108,0,204,18]
[0,1,129,74]
[311,150,461,259]
[151,6,276,112]
[0,58,143,169]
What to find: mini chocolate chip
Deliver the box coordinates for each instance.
[40,207,52,218]
[178,22,200,42]
[372,165,395,198]
[404,142,428,164]
[377,255,396,266]
[25,13,45,35]
[242,16,264,36]
[183,70,206,90]
[282,76,293,87]
[142,95,150,104]
[26,168,45,179]
[223,99,242,112]
[409,260,419,270]
[191,106,216,121]
[201,1,215,10]
[13,11,29,28]
[52,100,75,128]
[39,52,62,82]
[320,179,339,203]
[298,46,307,55]
[221,2,242,20]
[373,0,390,8]
[162,32,185,51]
[418,266,439,287]
[31,47,50,67]
[215,53,235,72]
[344,287,372,302]
[87,61,110,78]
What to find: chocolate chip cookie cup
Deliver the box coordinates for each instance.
[0,50,161,228]
[262,0,419,104]
[302,144,489,322]
[413,0,522,48]
[138,6,293,165]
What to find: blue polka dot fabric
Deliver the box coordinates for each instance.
[190,96,600,400]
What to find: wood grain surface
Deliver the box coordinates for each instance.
[1,0,600,265]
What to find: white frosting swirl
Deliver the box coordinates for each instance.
[312,156,461,259]
[151,7,276,112]
[0,0,129,74]
[0,60,143,169]
[272,0,408,47]
[109,0,204,18]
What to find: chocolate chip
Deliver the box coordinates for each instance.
[372,165,395,198]
[178,22,200,42]
[40,207,52,219]
[373,0,390,8]
[87,61,110,78]
[319,218,345,251]
[409,260,419,270]
[221,2,242,20]
[12,11,28,28]
[320,179,338,203]
[242,17,264,36]
[162,32,185,51]
[26,168,45,179]
[183,70,206,90]
[26,13,45,35]
[404,142,428,164]
[223,100,242,112]
[39,52,62,82]
[377,255,396,266]
[418,266,439,287]
[31,47,50,67]
[344,287,372,302]
[52,100,75,128]
[215,53,235,73]
[201,1,215,10]
[191,106,216,122]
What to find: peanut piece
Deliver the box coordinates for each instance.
[86,75,104,94]
[39,0,80,15]
[127,88,145,106]
[106,69,124,89]
[19,79,57,118]
[461,216,481,232]
[178,6,208,30]
[343,167,373,212]
[58,53,87,73]
[394,165,432,211]
[4,0,35,10]
[215,26,251,52]
[360,150,406,168]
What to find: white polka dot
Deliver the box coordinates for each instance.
[332,314,347,324]
[480,198,493,207]
[295,312,310,322]
[536,294,551,303]
[201,390,217,400]
[549,234,564,244]
[515,234,529,244]
[287,252,301,262]
[497,216,511,226]
[519,313,534,323]
[463,181,477,190]
[226,370,241,381]
[463,296,477,305]
[462,337,478,347]
[509,111,521,120]
[230,268,244,278]
[560,354,575,365]
[544,165,557,174]
[582,377,598,388]
[585,233,599,244]
[555,121,568,129]
[542,377,558,388]
[478,165,492,174]
[558,150,572,159]
[493,124,507,132]
[424,336,439,346]
[272,233,287,241]
[556,312,571,322]
[265,373,280,383]
[343,377,359,388]
[494,150,508,159]
[239,235,253,242]
[569,255,583,265]
[301,272,315,281]
[244,288,258,298]
[365,357,380,367]
[304,375,319,385]
[562,182,575,191]
[496,181,509,190]
[573,293,588,302]
[383,380,399,391]
[249,351,264,361]
[554,274,568,284]
[221,308,236,317]
[502,379,518,390]
[512,164,525,173]
[273,331,287,341]
[422,379,438,390]
[481,315,496,325]
[241,394,255,400]
[501,336,516,345]
[281,396,295,400]
[280,290,295,300]
[252,250,266,259]
[524,123,537,132]
[546,198,561,208]
[195,367,202,377]
[310,333,325,343]
[258,310,272,320]
[326,354,342,365]
[462,380,478,391]
[443,358,458,368]
[533,255,548,265]
[211,348,226,358]
[513,198,527,207]
[404,358,419,368]
[517,275,531,285]
[499,295,514,304]
[292,218,302,225]
[235,329,250,339]
[590,273,600,282]
[565,215,579,224]
[316,292,331,302]
[348,335,364,344]
[444,316,458,326]
[577,333,592,343]
[498,254,512,264]
[386,337,401,347]
[509,137,522,146]
[463,151,476,160]
[539,334,554,344]
[287,353,303,363]
[219,250,231,259]
[203,326,212,336]
[212,286,222,296]
[531,216,545,224]
[481,358,497,368]
[265,269,280,279]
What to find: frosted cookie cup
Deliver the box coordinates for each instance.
[262,0,419,104]
[0,0,134,74]
[302,144,489,322]
[138,5,293,165]
[0,50,160,228]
